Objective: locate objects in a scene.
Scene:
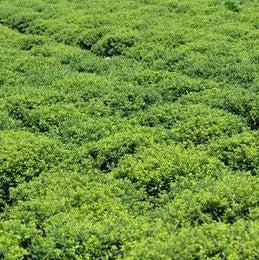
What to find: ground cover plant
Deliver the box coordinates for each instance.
[0,0,258,259]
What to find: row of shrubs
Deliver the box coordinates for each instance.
[0,0,258,87]
[1,167,258,259]
[0,0,258,258]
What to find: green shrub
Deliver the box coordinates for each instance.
[60,51,109,74]
[207,131,259,175]
[0,230,26,260]
[113,144,225,197]
[178,86,256,127]
[101,84,162,116]
[0,130,66,210]
[0,11,37,34]
[0,106,21,130]
[6,99,123,144]
[81,128,161,172]
[139,104,247,144]
[92,32,136,57]
[157,73,219,102]
[0,171,150,259]
[8,102,84,132]
[169,105,247,144]
[127,221,259,259]
[163,174,259,226]
[19,35,47,51]
[76,29,104,50]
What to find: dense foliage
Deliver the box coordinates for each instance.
[0,0,258,259]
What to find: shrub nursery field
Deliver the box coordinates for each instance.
[0,0,259,259]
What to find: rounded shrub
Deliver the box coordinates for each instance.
[113,144,225,197]
[92,31,136,57]
[207,131,259,175]
[0,130,66,210]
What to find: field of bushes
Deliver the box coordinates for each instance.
[0,0,258,259]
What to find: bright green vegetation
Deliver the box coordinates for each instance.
[0,0,259,259]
